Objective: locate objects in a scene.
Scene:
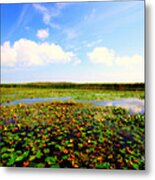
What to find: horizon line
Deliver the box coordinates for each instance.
[0,81,145,84]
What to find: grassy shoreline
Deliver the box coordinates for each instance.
[0,87,144,104]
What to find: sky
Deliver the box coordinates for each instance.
[1,1,145,83]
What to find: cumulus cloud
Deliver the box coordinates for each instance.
[116,54,143,66]
[1,42,17,67]
[116,54,144,82]
[87,47,144,67]
[87,47,115,66]
[36,29,49,40]
[1,39,79,67]
[87,46,144,82]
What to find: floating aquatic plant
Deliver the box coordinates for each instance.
[0,101,145,169]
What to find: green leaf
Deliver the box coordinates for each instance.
[55,144,61,149]
[59,146,65,151]
[74,151,79,156]
[21,132,26,136]
[50,164,60,168]
[99,137,104,143]
[64,140,69,145]
[29,155,36,161]
[96,162,110,169]
[78,143,83,148]
[16,150,22,154]
[45,156,57,165]
[23,151,29,158]
[1,147,7,153]
[89,148,95,152]
[36,163,45,168]
[35,150,43,158]
[62,155,68,160]
[16,155,24,162]
[57,136,62,140]
[132,163,139,169]
[87,130,92,134]
[7,148,15,152]
[43,148,50,154]
[1,153,10,159]
[14,135,19,140]
[67,143,73,147]
[6,156,16,166]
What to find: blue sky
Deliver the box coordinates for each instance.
[1,1,144,83]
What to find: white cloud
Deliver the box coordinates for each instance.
[36,29,49,40]
[115,54,144,82]
[87,47,144,67]
[1,41,17,67]
[87,47,115,66]
[33,3,68,29]
[1,39,79,67]
[86,39,103,48]
[87,46,144,82]
[116,54,143,66]
[33,4,58,28]
[33,4,50,23]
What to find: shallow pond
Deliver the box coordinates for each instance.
[92,98,144,114]
[1,97,144,114]
[2,96,71,106]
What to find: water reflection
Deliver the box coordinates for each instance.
[2,97,144,114]
[2,96,71,106]
[93,98,144,114]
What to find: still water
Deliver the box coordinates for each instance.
[2,97,144,114]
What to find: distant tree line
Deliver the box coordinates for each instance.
[0,82,145,91]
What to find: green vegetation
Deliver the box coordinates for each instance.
[0,87,144,104]
[0,82,144,90]
[0,83,145,169]
[0,102,144,169]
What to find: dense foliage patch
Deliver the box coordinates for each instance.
[0,102,145,169]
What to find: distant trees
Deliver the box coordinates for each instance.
[0,82,145,91]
